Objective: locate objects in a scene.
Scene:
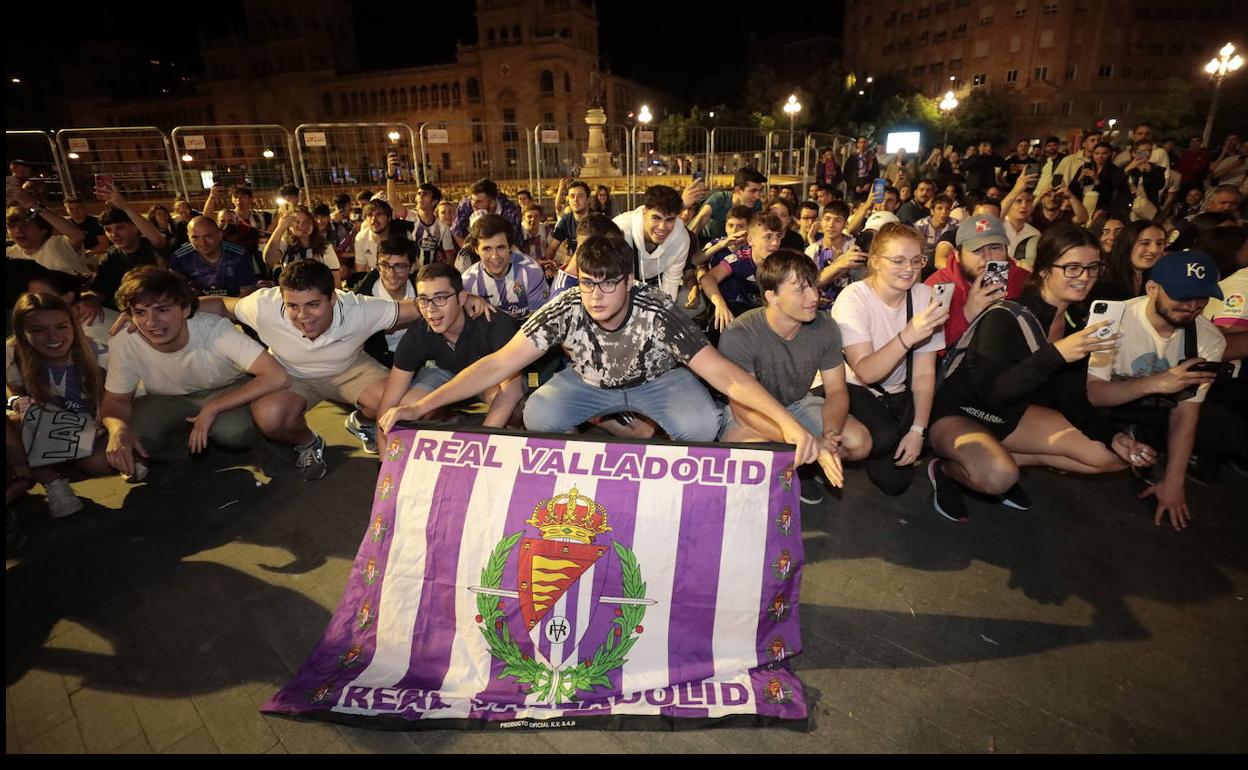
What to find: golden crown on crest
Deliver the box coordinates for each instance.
[526,487,611,544]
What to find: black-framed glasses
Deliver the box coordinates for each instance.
[578,276,627,294]
[377,261,411,272]
[1051,262,1106,278]
[415,293,455,308]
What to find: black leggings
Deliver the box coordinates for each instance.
[848,384,916,496]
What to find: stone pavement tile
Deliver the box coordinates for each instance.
[265,743,289,753]
[810,664,967,753]
[6,691,17,753]
[244,689,343,755]
[8,668,75,745]
[69,688,144,753]
[335,724,426,753]
[191,685,280,754]
[21,718,86,754]
[408,730,557,754]
[131,695,206,753]
[160,725,220,754]
[603,729,741,754]
[106,733,154,754]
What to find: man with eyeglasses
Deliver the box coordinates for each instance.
[379,236,820,463]
[354,237,419,367]
[374,262,522,436]
[924,214,1031,348]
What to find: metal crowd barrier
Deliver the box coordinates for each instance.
[55,127,182,205]
[171,125,301,209]
[5,130,70,205]
[294,122,419,206]
[418,121,534,203]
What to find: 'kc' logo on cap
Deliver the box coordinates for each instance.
[1186,263,1206,279]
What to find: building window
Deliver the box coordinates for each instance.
[452,82,460,106]
[972,73,987,86]
[952,22,967,37]
[539,70,554,95]
[933,30,948,42]
[949,57,963,70]
[323,93,333,114]
[472,119,484,144]
[1043,1,1058,13]
[544,112,555,125]
[1015,0,1027,18]
[513,24,521,42]
[913,64,926,75]
[1065,64,1077,79]
[487,29,495,46]
[1034,66,1048,81]
[466,78,480,103]
[1061,100,1073,116]
[500,26,509,41]
[1006,68,1019,82]
[1031,102,1043,115]
[440,84,449,105]
[441,152,451,171]
[1098,64,1113,78]
[564,72,572,92]
[979,11,993,25]
[918,6,931,19]
[502,109,518,141]
[419,85,428,109]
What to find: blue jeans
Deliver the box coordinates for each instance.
[719,393,824,439]
[523,367,721,441]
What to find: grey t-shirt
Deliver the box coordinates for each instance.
[718,307,844,406]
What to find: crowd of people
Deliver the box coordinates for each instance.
[6,123,1246,549]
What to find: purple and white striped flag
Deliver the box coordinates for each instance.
[264,428,807,730]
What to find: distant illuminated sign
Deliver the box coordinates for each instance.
[885,131,921,154]
[183,135,206,150]
[304,132,327,148]
[541,130,560,144]
[426,129,449,145]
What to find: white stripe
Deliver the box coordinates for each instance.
[708,446,773,716]
[437,433,527,718]
[617,443,687,713]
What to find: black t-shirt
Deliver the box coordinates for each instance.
[963,154,1005,192]
[1002,154,1030,188]
[780,229,806,252]
[89,239,161,309]
[392,312,518,374]
[77,215,106,251]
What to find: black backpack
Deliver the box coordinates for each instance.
[938,300,1047,386]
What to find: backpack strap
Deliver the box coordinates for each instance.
[869,289,914,396]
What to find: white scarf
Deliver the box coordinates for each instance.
[615,206,688,301]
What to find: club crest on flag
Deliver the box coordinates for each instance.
[768,593,791,622]
[470,487,656,704]
[363,556,380,585]
[771,550,795,580]
[337,644,364,669]
[768,636,792,663]
[369,514,388,542]
[779,465,795,492]
[308,680,338,705]
[764,676,792,704]
[357,600,374,630]
[775,506,792,536]
[378,474,395,501]
[385,436,405,461]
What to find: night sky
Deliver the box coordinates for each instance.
[8,1,846,107]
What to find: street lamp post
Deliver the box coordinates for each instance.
[637,105,652,179]
[1203,42,1244,148]
[939,90,959,150]
[783,94,802,175]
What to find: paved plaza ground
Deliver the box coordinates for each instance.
[6,402,1247,754]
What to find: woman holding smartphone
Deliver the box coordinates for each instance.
[830,223,949,495]
[927,225,1157,521]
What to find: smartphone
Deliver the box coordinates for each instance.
[1051,173,1064,188]
[692,170,705,183]
[1187,360,1233,379]
[1136,150,1150,162]
[871,178,887,204]
[932,282,955,314]
[1085,300,1126,341]
[94,173,114,192]
[5,175,19,199]
[983,260,1010,288]
[855,229,876,253]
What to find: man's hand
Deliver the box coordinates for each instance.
[1110,432,1157,468]
[73,295,105,326]
[105,426,148,477]
[710,296,734,331]
[817,448,844,488]
[387,152,402,176]
[463,294,496,321]
[1140,478,1190,530]
[894,429,924,466]
[379,403,426,436]
[779,421,819,466]
[185,406,220,454]
[1147,358,1218,394]
[95,181,128,208]
[108,311,140,337]
[831,244,867,275]
[963,269,1006,321]
[681,179,708,210]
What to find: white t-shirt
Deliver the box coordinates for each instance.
[354,226,413,271]
[81,307,120,351]
[1204,267,1247,377]
[830,280,945,394]
[233,287,399,379]
[104,313,264,396]
[1088,295,1226,404]
[7,235,90,274]
[371,278,415,352]
[273,239,341,270]
[1004,219,1041,261]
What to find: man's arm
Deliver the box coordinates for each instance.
[688,202,715,235]
[1086,360,1216,407]
[378,332,544,434]
[481,374,524,429]
[99,389,145,476]
[1142,401,1201,530]
[687,346,817,465]
[15,189,85,249]
[819,364,850,438]
[699,262,735,330]
[844,198,873,235]
[195,296,241,323]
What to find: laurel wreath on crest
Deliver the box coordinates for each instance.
[477,531,647,703]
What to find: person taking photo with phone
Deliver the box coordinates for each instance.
[926,225,1156,522]
[1086,251,1233,531]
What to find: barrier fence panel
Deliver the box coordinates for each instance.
[418,122,534,204]
[629,125,709,209]
[531,122,631,209]
[171,125,300,210]
[765,129,806,186]
[708,127,769,192]
[801,133,856,197]
[55,127,182,206]
[5,130,70,204]
[294,123,418,208]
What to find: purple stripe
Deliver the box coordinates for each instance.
[263,427,424,713]
[394,430,486,690]
[756,450,802,667]
[665,445,727,705]
[469,435,561,711]
[750,667,807,720]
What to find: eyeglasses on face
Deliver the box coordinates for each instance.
[415,293,455,307]
[577,276,627,294]
[378,261,411,272]
[880,255,929,270]
[1050,262,1106,278]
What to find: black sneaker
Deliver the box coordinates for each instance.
[1186,455,1222,487]
[294,433,329,481]
[1000,481,1031,511]
[928,459,970,523]
[345,410,378,454]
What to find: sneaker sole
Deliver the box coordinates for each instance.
[344,415,379,455]
[798,495,823,505]
[928,461,969,523]
[1000,498,1030,511]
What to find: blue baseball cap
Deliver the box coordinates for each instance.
[1147,250,1224,301]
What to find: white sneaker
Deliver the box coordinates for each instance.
[44,478,84,518]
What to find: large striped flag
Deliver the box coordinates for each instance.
[264,427,808,730]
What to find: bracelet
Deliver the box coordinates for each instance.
[908,424,926,437]
[898,331,914,350]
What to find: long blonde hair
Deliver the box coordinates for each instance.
[9,292,102,410]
